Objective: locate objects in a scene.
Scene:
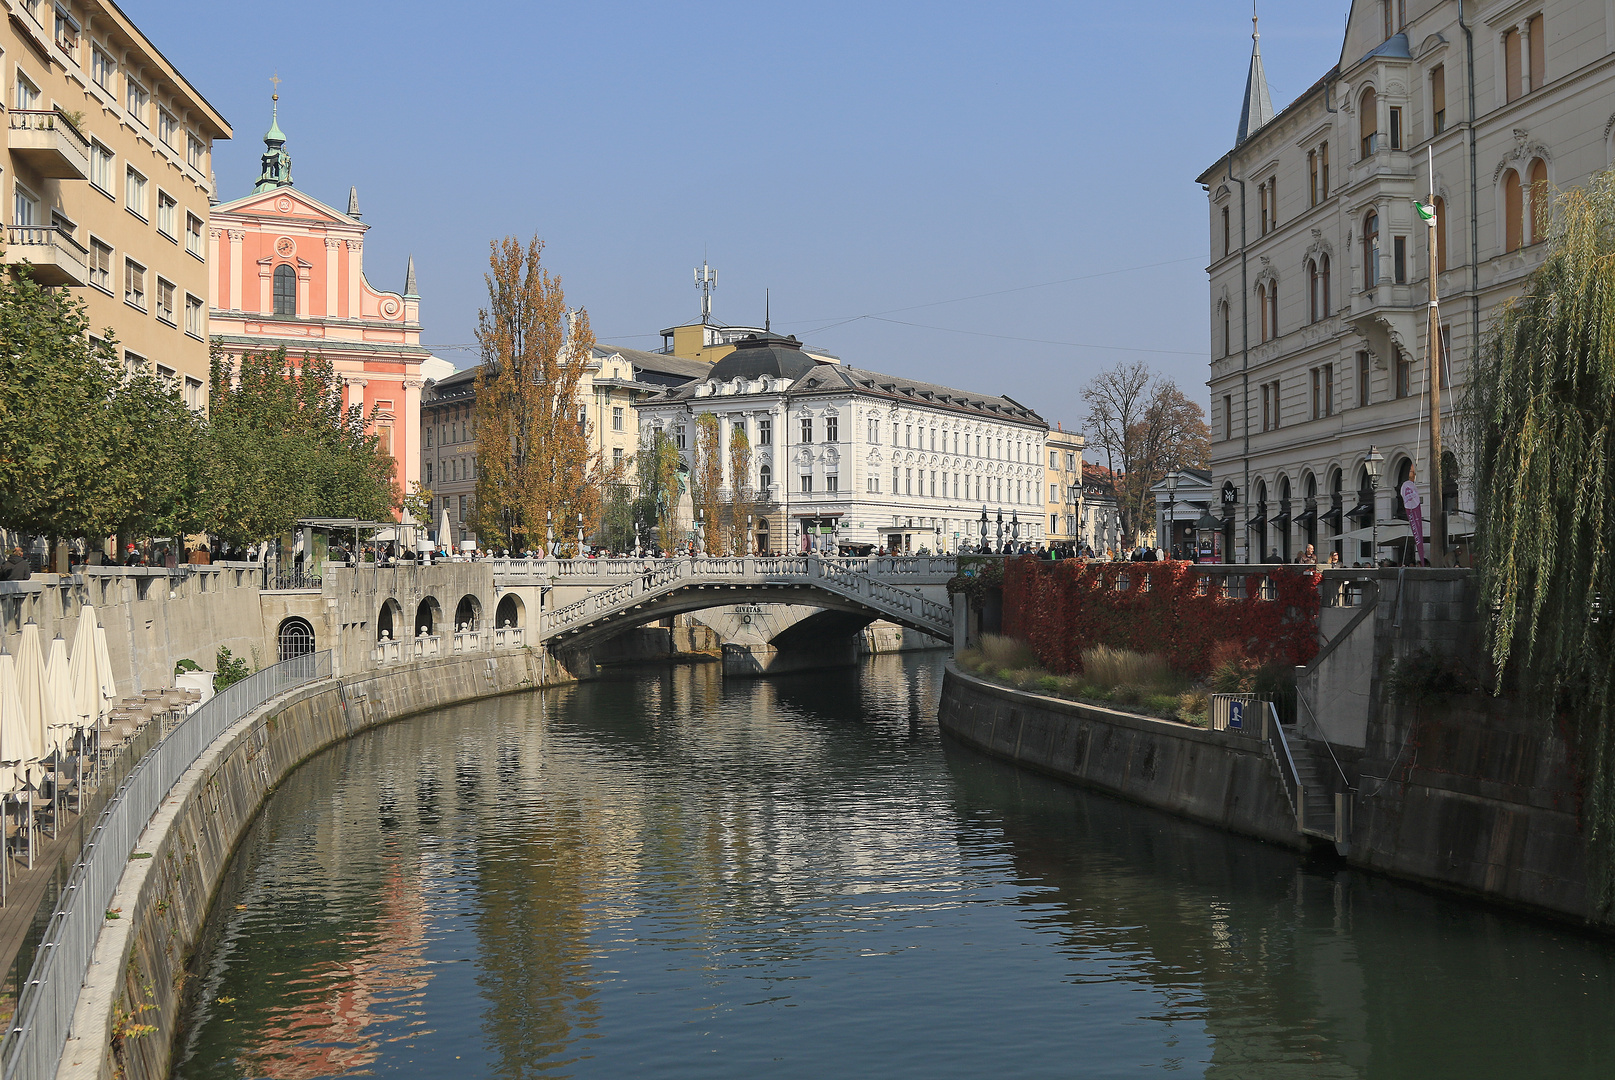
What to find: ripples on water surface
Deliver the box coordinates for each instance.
[174,652,1615,1079]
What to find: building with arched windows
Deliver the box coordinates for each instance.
[636,333,1048,554]
[208,97,429,498]
[1199,1,1615,564]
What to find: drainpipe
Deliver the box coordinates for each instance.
[1227,159,1249,564]
[1458,1,1482,397]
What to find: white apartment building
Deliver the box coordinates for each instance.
[637,333,1048,554]
[1199,0,1615,564]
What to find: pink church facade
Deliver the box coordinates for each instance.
[208,107,425,498]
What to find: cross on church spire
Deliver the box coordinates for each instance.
[254,76,294,193]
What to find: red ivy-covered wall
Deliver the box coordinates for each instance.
[1000,557,1322,677]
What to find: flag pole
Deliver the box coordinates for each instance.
[1423,145,1447,566]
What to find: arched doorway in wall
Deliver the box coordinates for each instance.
[755,518,771,556]
[454,594,482,633]
[416,597,442,637]
[1274,475,1293,561]
[495,593,524,630]
[1327,468,1345,562]
[377,598,403,642]
[1300,473,1319,556]
[277,617,315,661]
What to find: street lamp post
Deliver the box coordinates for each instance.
[1364,445,1384,567]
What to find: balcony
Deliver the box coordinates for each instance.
[5,225,88,286]
[8,109,89,179]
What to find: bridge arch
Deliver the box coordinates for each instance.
[495,593,524,629]
[454,593,483,632]
[377,598,403,641]
[415,596,442,637]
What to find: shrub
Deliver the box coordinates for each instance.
[1036,675,1061,694]
[173,658,202,676]
[979,633,1038,670]
[1387,649,1474,705]
[1112,684,1144,706]
[1146,693,1181,717]
[214,646,251,691]
[1177,688,1210,725]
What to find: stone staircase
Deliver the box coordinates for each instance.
[1289,731,1345,848]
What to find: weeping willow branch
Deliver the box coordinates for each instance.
[1470,173,1615,913]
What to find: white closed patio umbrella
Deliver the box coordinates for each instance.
[44,636,74,837]
[93,619,117,718]
[0,652,26,893]
[438,507,455,553]
[12,623,46,777]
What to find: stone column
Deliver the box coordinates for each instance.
[347,376,367,415]
[325,238,340,317]
[401,377,424,492]
[296,261,311,318]
[227,230,244,311]
[346,240,362,318]
[208,228,221,308]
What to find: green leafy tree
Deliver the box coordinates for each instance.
[692,414,722,553]
[201,347,396,545]
[639,428,682,553]
[0,269,129,539]
[1470,174,1615,913]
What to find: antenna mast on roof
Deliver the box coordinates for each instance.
[765,288,770,333]
[694,260,717,325]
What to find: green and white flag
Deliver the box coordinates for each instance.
[1416,200,1437,223]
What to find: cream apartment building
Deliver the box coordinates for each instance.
[1199,0,1614,564]
[1043,426,1085,546]
[1,1,228,405]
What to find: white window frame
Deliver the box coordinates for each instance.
[13,182,38,227]
[184,212,203,258]
[156,190,176,238]
[125,76,147,125]
[124,257,146,310]
[89,140,114,195]
[186,131,204,171]
[87,236,112,293]
[125,166,147,220]
[184,292,204,339]
[154,276,175,324]
[157,108,176,148]
[90,43,113,90]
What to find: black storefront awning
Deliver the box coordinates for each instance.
[1320,505,1344,528]
[1346,500,1375,522]
[1294,503,1319,528]
[1247,505,1269,528]
[1268,508,1292,528]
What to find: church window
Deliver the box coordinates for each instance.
[273,264,296,316]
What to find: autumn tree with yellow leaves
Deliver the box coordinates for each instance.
[473,236,615,554]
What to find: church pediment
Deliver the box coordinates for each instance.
[214,186,364,229]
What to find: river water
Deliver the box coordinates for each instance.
[174,652,1615,1079]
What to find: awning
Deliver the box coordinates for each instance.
[1346,500,1375,522]
[1267,507,1292,527]
[1294,503,1318,528]
[1320,505,1344,528]
[1246,505,1268,528]
[1341,522,1423,544]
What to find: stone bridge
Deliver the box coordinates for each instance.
[496,555,955,652]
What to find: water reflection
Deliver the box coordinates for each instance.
[174,653,1615,1080]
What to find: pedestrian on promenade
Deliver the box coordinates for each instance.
[3,547,29,580]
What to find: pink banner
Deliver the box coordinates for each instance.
[1402,480,1426,565]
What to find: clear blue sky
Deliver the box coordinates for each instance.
[128,1,1344,432]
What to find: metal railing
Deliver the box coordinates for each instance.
[0,650,332,1080]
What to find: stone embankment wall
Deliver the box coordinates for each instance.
[0,565,267,699]
[56,647,581,1080]
[938,665,1303,850]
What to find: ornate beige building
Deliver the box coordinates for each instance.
[1199,0,1615,564]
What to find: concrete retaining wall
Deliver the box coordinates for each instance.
[55,647,580,1080]
[938,665,1303,850]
